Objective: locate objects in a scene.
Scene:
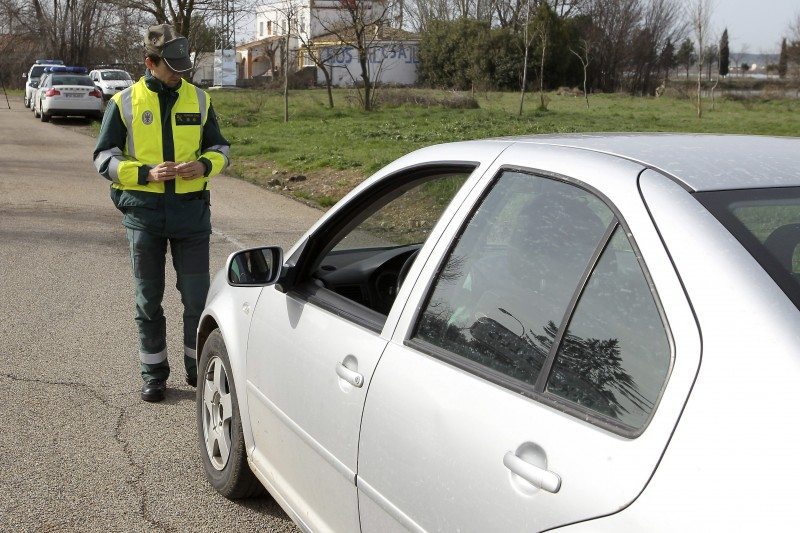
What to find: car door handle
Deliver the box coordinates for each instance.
[336,362,364,388]
[503,451,561,493]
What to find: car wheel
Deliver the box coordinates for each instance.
[33,105,39,118]
[23,96,29,108]
[40,111,50,122]
[197,329,263,499]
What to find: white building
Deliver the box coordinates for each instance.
[239,0,419,86]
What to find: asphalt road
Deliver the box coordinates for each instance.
[0,101,322,531]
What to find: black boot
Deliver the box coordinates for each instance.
[141,379,167,402]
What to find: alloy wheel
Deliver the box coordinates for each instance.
[202,356,233,471]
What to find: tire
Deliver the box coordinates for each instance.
[197,329,263,499]
[33,105,39,118]
[40,111,50,122]
[23,96,29,108]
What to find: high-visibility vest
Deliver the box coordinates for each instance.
[110,78,227,194]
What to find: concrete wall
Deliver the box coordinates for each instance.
[317,41,419,86]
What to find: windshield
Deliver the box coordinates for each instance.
[100,71,131,81]
[52,75,95,86]
[30,66,47,78]
[695,187,800,310]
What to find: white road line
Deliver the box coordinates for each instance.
[212,227,247,250]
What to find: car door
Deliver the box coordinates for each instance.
[356,148,701,531]
[245,145,506,532]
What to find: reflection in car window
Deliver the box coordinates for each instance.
[546,227,670,430]
[414,171,612,385]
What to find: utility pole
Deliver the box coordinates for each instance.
[214,0,237,87]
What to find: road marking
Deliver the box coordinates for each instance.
[212,227,246,250]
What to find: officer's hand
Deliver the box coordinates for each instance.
[175,161,205,180]
[147,162,178,182]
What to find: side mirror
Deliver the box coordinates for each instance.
[22,73,27,79]
[227,246,283,286]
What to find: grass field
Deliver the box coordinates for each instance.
[205,87,799,208]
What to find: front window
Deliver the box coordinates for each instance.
[696,187,800,311]
[314,172,470,316]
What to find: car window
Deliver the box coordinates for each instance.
[29,66,46,79]
[695,187,800,311]
[310,170,471,319]
[332,174,468,252]
[101,71,131,81]
[413,171,613,385]
[51,75,94,87]
[546,227,670,430]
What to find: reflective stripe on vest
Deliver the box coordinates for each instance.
[112,78,211,194]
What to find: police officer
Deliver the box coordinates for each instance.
[93,24,230,402]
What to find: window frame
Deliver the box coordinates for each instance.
[404,165,674,438]
[285,162,479,333]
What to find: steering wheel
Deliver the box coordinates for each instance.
[395,249,420,295]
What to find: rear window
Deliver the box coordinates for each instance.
[51,75,94,87]
[695,187,800,310]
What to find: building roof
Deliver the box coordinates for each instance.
[495,133,800,191]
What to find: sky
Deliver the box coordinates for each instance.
[712,0,797,53]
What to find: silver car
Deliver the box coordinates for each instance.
[196,134,800,531]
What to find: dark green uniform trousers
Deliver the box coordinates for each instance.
[126,228,210,382]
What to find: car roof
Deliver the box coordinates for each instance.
[488,133,800,192]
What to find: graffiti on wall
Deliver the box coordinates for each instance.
[321,44,419,65]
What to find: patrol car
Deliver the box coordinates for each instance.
[32,66,103,122]
[23,59,64,109]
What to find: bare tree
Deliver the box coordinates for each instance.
[517,0,534,116]
[570,39,590,108]
[313,0,397,111]
[730,43,748,77]
[689,0,713,118]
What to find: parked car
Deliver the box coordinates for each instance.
[88,68,134,100]
[33,66,103,122]
[196,134,800,532]
[23,59,64,109]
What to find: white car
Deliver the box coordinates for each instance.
[89,69,134,100]
[23,59,64,109]
[196,134,800,531]
[33,67,103,122]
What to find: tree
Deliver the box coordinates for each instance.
[689,0,712,118]
[718,28,729,77]
[659,37,676,81]
[704,43,717,80]
[778,37,788,79]
[676,38,696,79]
[570,39,591,108]
[313,0,398,111]
[730,43,748,77]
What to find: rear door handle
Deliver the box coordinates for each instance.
[503,451,561,493]
[336,362,364,388]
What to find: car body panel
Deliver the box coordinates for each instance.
[356,144,702,531]
[504,134,800,192]
[241,142,510,531]
[41,85,102,116]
